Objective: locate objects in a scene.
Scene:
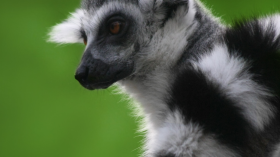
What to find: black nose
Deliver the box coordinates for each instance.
[75,66,89,84]
[74,58,134,90]
[75,59,110,83]
[74,59,113,90]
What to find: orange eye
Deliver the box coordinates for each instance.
[83,38,87,45]
[109,21,122,35]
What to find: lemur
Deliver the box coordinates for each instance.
[49,0,280,156]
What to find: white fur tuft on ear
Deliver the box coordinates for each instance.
[260,14,280,41]
[48,9,85,44]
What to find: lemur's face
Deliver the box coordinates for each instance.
[50,1,145,90]
[76,5,143,90]
[49,0,186,90]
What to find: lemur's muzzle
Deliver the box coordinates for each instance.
[75,58,133,90]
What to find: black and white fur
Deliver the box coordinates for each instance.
[49,0,280,156]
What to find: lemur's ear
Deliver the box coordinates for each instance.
[48,9,84,44]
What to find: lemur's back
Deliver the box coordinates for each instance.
[166,18,280,157]
[49,0,280,156]
[224,18,280,157]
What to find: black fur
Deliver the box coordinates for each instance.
[165,17,280,156]
[94,12,135,47]
[224,18,280,97]
[80,29,87,42]
[177,3,222,65]
[51,0,280,156]
[223,18,280,156]
[167,67,251,154]
[156,152,176,157]
[224,18,280,60]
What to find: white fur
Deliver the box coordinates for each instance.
[49,2,144,45]
[145,110,239,157]
[119,0,199,129]
[272,142,280,157]
[139,0,154,12]
[118,3,201,155]
[85,2,143,32]
[272,14,280,38]
[157,0,197,62]
[49,1,280,157]
[119,71,173,130]
[134,0,198,76]
[192,44,275,131]
[48,9,85,44]
[260,14,280,41]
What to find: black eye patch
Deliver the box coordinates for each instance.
[95,12,134,46]
[80,29,87,42]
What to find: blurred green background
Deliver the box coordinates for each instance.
[0,0,279,157]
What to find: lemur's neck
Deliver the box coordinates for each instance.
[119,0,222,130]
[119,70,173,130]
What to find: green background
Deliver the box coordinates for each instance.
[0,0,280,157]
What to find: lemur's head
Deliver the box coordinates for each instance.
[49,0,194,90]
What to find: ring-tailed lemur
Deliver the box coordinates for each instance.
[49,0,280,156]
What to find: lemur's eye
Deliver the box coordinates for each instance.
[109,21,124,35]
[83,38,87,45]
[81,30,87,46]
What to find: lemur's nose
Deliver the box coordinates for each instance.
[74,58,113,90]
[74,56,134,90]
[75,65,89,84]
